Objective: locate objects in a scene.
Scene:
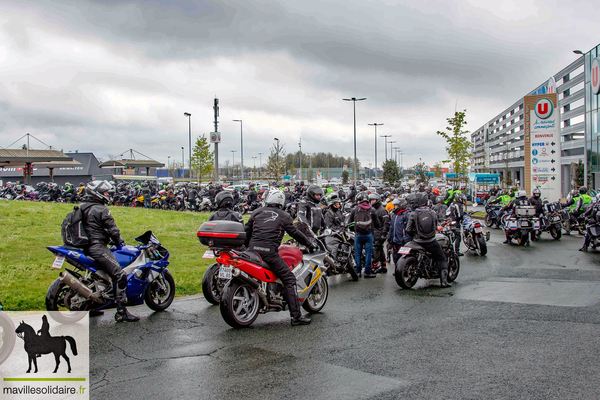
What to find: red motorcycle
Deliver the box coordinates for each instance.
[197,221,329,328]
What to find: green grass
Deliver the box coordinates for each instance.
[0,201,226,311]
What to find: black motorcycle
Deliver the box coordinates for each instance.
[319,227,359,281]
[484,202,503,229]
[531,202,562,241]
[394,225,460,289]
[503,206,540,246]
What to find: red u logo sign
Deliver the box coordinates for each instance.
[537,103,548,114]
[593,67,599,88]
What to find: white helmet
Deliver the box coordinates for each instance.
[264,188,285,208]
[517,190,526,198]
[86,180,113,204]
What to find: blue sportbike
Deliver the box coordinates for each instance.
[45,231,175,323]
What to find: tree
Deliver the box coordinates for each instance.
[342,170,349,184]
[382,159,401,183]
[434,163,443,178]
[437,110,472,185]
[264,141,286,182]
[191,135,214,184]
[575,159,585,187]
[414,162,428,184]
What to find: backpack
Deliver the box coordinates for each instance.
[354,207,373,234]
[61,205,90,247]
[414,208,436,240]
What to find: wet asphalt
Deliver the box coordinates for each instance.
[90,228,600,399]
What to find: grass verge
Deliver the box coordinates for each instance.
[0,200,221,311]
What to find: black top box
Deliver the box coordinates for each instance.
[197,221,246,248]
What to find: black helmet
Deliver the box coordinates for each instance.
[579,186,588,194]
[454,193,466,204]
[415,192,428,208]
[350,185,355,190]
[356,192,368,204]
[215,191,234,209]
[392,197,408,210]
[85,180,113,204]
[306,185,324,203]
[435,195,444,204]
[368,193,381,206]
[532,188,541,197]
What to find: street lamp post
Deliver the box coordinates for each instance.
[252,156,257,181]
[233,119,244,184]
[184,112,192,184]
[381,135,392,161]
[388,141,397,164]
[258,152,263,179]
[274,138,280,182]
[181,147,184,180]
[298,137,302,182]
[231,150,237,180]
[343,97,366,184]
[368,123,383,179]
[167,156,171,179]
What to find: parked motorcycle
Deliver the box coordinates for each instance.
[531,202,562,241]
[284,201,298,219]
[585,218,600,250]
[233,196,250,215]
[560,208,586,235]
[484,202,503,229]
[503,206,540,246]
[45,231,175,323]
[394,224,460,289]
[0,300,16,366]
[198,197,214,212]
[461,212,490,256]
[197,221,328,328]
[318,227,359,281]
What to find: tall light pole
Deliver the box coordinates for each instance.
[252,156,257,181]
[368,123,383,179]
[167,155,171,180]
[343,97,366,183]
[231,150,237,180]
[393,146,401,163]
[274,138,280,182]
[184,112,192,184]
[381,135,392,160]
[233,119,244,184]
[298,137,302,182]
[388,141,397,164]
[181,146,184,180]
[258,152,263,179]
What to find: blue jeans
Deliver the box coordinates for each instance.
[144,197,152,208]
[354,233,374,274]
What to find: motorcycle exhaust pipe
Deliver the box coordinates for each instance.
[324,254,336,267]
[60,271,105,305]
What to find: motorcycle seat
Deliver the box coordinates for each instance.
[233,251,270,269]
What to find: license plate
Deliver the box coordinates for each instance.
[218,266,233,279]
[398,247,411,255]
[534,223,540,229]
[553,215,561,222]
[202,250,215,259]
[508,221,517,228]
[51,256,65,269]
[520,221,529,226]
[474,227,483,233]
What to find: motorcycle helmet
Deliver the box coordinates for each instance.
[406,193,417,210]
[392,197,408,210]
[283,187,289,192]
[215,191,234,209]
[368,193,381,206]
[532,188,541,198]
[327,194,341,206]
[85,180,113,204]
[265,188,285,208]
[435,195,444,204]
[355,192,369,204]
[454,193,466,204]
[415,192,428,208]
[306,185,324,203]
[432,188,440,195]
[517,190,527,198]
[579,186,588,194]
[349,185,355,190]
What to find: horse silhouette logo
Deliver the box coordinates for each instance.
[14,315,78,373]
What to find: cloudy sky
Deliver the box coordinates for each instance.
[0,0,597,171]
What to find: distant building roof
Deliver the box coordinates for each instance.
[0,149,73,167]
[99,159,164,168]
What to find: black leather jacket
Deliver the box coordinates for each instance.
[80,197,122,245]
[323,207,344,232]
[245,205,311,254]
[209,208,243,224]
[297,197,324,234]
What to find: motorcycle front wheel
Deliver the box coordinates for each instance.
[144,271,176,311]
[45,278,88,324]
[220,280,260,328]
[302,275,328,313]
[484,214,494,228]
[447,253,460,282]
[201,263,223,305]
[395,256,419,289]
[0,311,16,366]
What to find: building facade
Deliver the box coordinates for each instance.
[471,54,586,196]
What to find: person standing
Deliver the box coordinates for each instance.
[446,192,465,256]
[142,181,152,209]
[348,192,381,278]
[388,197,412,265]
[369,193,390,273]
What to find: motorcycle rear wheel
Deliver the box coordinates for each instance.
[476,235,487,256]
[144,271,176,311]
[516,231,528,246]
[395,256,419,289]
[550,225,562,240]
[347,249,359,281]
[220,280,260,328]
[0,311,16,366]
[45,278,89,324]
[302,276,328,313]
[201,263,222,305]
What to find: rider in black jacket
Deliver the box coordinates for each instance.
[323,194,344,232]
[297,185,324,235]
[209,191,243,223]
[244,189,317,326]
[80,181,139,322]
